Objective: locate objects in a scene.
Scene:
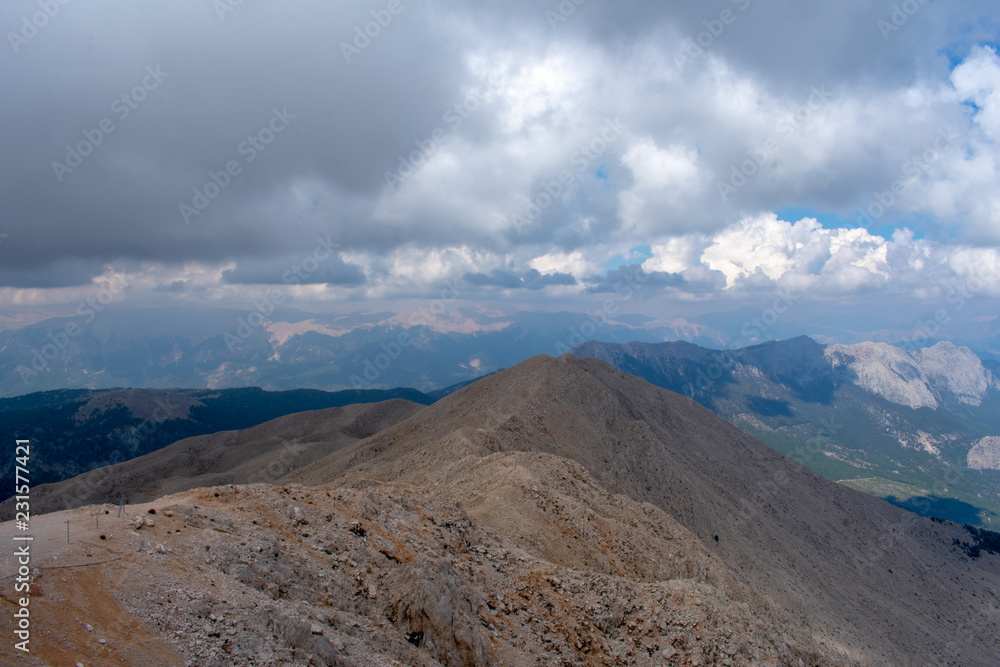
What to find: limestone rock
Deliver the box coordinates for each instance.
[968,436,1000,470]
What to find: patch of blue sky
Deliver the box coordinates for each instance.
[774,206,926,241]
[604,244,652,272]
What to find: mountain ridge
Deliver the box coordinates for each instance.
[284,354,1000,665]
[3,354,999,664]
[570,337,1000,525]
[0,385,437,506]
[0,398,425,519]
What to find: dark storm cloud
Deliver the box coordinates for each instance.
[449,0,998,89]
[153,280,187,293]
[0,258,106,288]
[464,268,576,290]
[221,255,366,286]
[1,0,998,294]
[1,0,472,285]
[583,264,683,294]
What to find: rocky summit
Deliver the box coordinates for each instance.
[2,355,998,666]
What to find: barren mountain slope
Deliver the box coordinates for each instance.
[568,337,1000,526]
[11,398,424,516]
[0,482,804,667]
[5,356,999,665]
[286,355,1000,666]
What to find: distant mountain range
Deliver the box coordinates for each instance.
[0,385,436,505]
[1,398,423,518]
[8,355,998,665]
[1,303,997,397]
[570,336,1000,526]
[7,308,1000,527]
[0,306,658,397]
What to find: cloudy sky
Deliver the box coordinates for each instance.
[1,0,999,328]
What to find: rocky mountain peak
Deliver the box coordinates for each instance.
[825,339,996,409]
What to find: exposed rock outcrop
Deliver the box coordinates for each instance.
[968,436,1000,470]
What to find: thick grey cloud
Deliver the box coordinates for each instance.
[0,258,106,288]
[221,254,365,286]
[0,0,998,310]
[464,268,575,290]
[583,264,682,294]
[2,0,471,279]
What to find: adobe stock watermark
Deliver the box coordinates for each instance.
[684,290,798,401]
[249,439,302,483]
[54,393,187,509]
[896,255,997,352]
[340,0,406,64]
[855,126,957,228]
[511,118,627,234]
[53,448,128,510]
[213,0,245,22]
[942,606,1000,665]
[851,456,969,573]
[737,415,841,524]
[876,0,934,41]
[224,235,340,352]
[384,68,504,193]
[16,272,129,384]
[717,84,834,202]
[739,291,798,341]
[51,65,169,183]
[7,0,72,55]
[553,264,649,355]
[350,277,466,388]
[545,0,587,30]
[673,0,751,72]
[179,107,295,225]
[122,395,188,452]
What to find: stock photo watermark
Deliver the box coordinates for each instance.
[682,290,799,401]
[15,272,129,384]
[384,68,504,193]
[340,0,406,63]
[850,455,973,572]
[673,0,751,72]
[717,84,834,202]
[545,0,587,30]
[223,235,340,352]
[511,118,627,234]
[855,126,957,227]
[51,65,169,183]
[179,107,295,225]
[213,0,244,22]
[737,416,841,523]
[553,264,649,355]
[7,0,72,55]
[350,277,466,388]
[876,0,934,41]
[11,439,32,653]
[896,256,996,352]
